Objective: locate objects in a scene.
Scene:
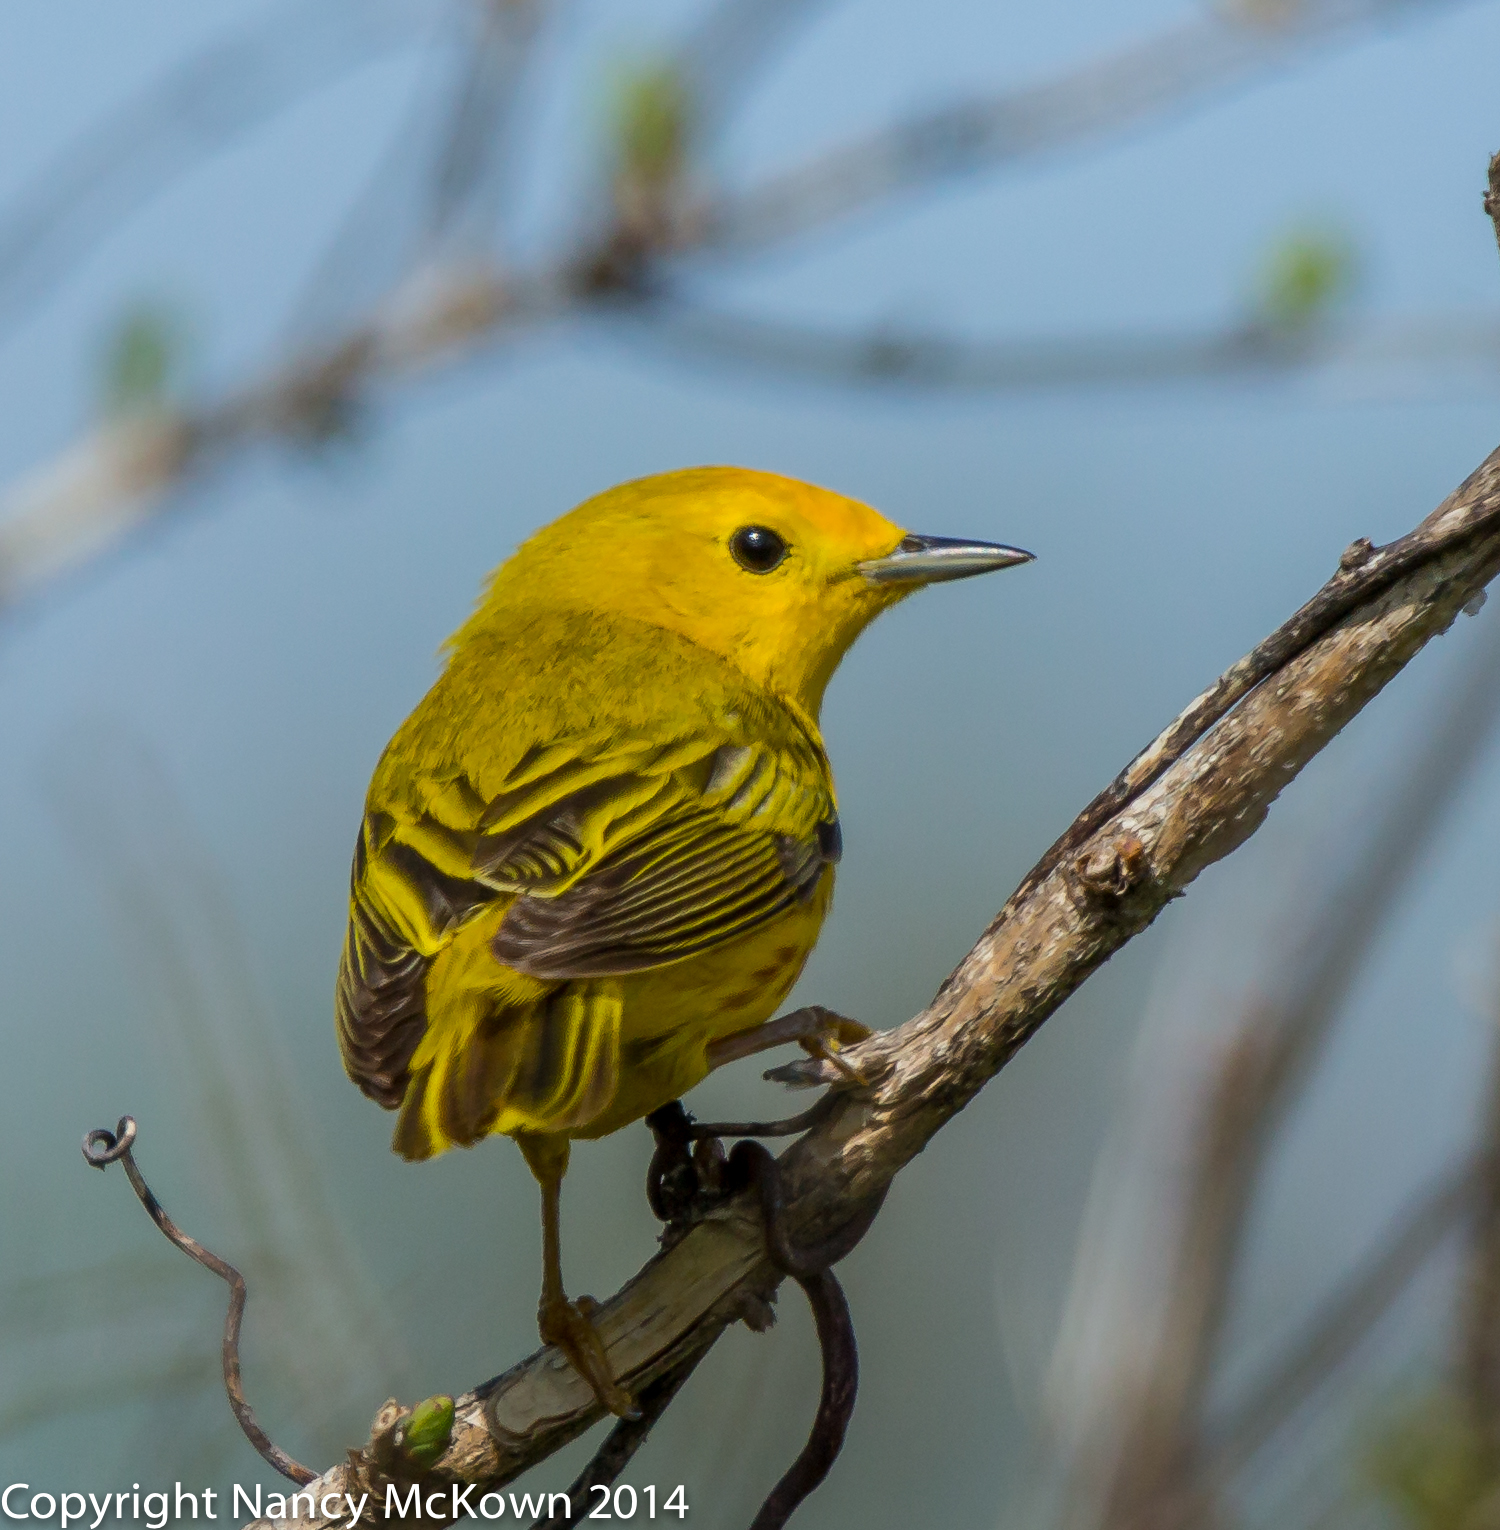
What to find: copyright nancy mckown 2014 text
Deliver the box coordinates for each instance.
[2,1482,691,1526]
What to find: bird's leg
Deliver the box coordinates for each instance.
[515,1132,639,1421]
[707,1004,874,1086]
[644,1009,875,1245]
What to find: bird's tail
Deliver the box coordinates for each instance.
[393,979,623,1160]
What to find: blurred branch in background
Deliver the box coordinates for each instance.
[692,0,1463,251]
[1208,1157,1476,1482]
[0,724,404,1473]
[1455,968,1500,1453]
[0,0,1489,614]
[286,0,547,341]
[672,0,832,148]
[639,296,1500,396]
[1046,596,1500,1530]
[0,0,426,342]
[1362,958,1500,1530]
[646,222,1373,389]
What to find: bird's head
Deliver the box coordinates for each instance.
[472,466,1033,716]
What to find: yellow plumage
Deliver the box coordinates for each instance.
[334,465,1031,1413]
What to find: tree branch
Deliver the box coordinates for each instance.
[1066,577,1500,1530]
[235,419,1500,1527]
[697,0,1474,252]
[631,303,1500,393]
[0,0,1478,615]
[1208,1155,1475,1479]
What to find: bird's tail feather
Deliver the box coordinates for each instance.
[393,980,623,1160]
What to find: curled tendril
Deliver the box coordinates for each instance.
[82,1116,137,1166]
[82,1114,316,1486]
[644,1103,881,1530]
[727,1140,878,1530]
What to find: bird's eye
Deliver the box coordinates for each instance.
[730,525,787,574]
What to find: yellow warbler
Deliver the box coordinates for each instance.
[335,466,1031,1414]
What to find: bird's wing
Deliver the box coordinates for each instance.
[491,805,837,978]
[336,730,837,1110]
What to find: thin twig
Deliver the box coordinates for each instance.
[687,1097,840,1141]
[728,1142,863,1530]
[81,1116,316,1485]
[748,1271,856,1530]
[698,0,1475,250]
[635,303,1500,394]
[0,0,1480,616]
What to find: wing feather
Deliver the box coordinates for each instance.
[491,811,835,979]
[335,729,838,1113]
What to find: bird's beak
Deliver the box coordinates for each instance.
[857,533,1035,585]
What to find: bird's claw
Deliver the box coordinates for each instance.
[766,1012,877,1089]
[789,1015,875,1089]
[811,1010,875,1050]
[539,1295,640,1420]
[770,1007,873,1088]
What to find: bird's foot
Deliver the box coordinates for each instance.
[795,1008,873,1086]
[763,1006,874,1088]
[643,1091,850,1250]
[539,1293,639,1420]
[644,1102,730,1241]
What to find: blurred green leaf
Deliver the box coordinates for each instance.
[611,62,691,184]
[1252,224,1359,331]
[99,300,190,419]
[1367,1390,1500,1529]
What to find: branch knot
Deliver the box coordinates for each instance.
[1072,831,1151,903]
[1339,536,1377,572]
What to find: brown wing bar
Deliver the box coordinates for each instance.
[492,812,841,980]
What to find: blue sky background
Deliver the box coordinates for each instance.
[5,3,1500,1526]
